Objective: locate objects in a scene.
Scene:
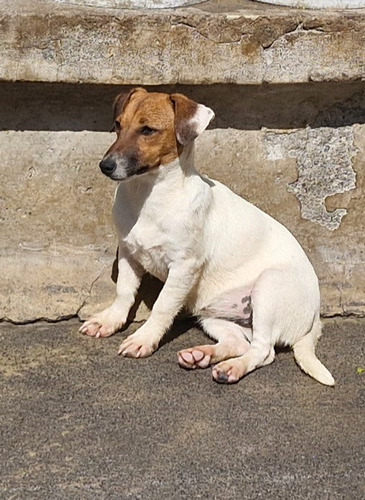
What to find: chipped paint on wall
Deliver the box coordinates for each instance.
[264,127,357,230]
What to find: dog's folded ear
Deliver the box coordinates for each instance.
[111,87,147,132]
[170,94,215,145]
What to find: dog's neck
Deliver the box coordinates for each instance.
[154,142,198,181]
[177,142,197,175]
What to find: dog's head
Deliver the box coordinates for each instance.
[99,88,215,181]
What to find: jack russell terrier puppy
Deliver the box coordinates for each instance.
[80,88,334,386]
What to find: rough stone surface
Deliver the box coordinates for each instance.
[0,131,114,322]
[0,318,364,498]
[255,0,365,8]
[57,0,205,7]
[0,0,364,85]
[1,81,364,322]
[264,126,357,230]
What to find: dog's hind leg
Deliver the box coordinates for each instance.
[178,318,252,370]
[212,342,275,383]
[211,312,276,383]
[211,268,321,384]
[211,269,285,383]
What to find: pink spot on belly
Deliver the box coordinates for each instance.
[199,288,253,327]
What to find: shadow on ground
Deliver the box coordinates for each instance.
[0,318,364,499]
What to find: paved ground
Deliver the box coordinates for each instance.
[1,318,364,499]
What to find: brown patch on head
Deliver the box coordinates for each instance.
[101,89,214,181]
[104,90,180,178]
[112,87,147,132]
[170,93,199,145]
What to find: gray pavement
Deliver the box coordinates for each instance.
[1,318,364,499]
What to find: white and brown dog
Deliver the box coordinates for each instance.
[80,88,334,386]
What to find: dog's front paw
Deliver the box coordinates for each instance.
[79,308,125,339]
[118,329,158,358]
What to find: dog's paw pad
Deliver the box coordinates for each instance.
[178,347,212,370]
[180,351,194,364]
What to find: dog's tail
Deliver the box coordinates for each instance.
[293,319,335,386]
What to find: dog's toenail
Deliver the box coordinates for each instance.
[215,372,229,383]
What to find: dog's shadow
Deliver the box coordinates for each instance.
[112,253,197,345]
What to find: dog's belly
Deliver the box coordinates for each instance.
[199,287,253,328]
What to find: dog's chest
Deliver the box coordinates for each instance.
[123,223,173,282]
[115,173,208,282]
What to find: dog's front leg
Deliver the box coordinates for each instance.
[118,261,200,358]
[80,244,143,338]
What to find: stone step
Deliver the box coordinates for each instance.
[0,0,364,85]
[1,1,364,322]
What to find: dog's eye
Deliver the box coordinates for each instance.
[140,126,157,136]
[114,121,122,133]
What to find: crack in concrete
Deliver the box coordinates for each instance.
[75,269,105,319]
[170,18,332,49]
[170,21,244,44]
[261,23,326,50]
[0,315,79,326]
[1,310,363,326]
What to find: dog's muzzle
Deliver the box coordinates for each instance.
[99,153,150,181]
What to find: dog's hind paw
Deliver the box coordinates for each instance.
[212,359,243,384]
[178,346,214,369]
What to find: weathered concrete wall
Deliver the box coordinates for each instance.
[1,0,364,85]
[1,81,364,322]
[1,0,364,322]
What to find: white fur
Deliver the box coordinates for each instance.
[80,104,334,386]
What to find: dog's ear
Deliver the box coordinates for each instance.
[111,87,147,132]
[170,93,215,145]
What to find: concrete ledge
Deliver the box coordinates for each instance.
[1,81,364,322]
[0,0,364,85]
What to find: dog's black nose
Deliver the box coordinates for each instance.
[99,157,116,176]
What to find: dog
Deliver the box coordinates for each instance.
[80,87,334,386]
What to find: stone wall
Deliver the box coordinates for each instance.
[1,81,364,322]
[1,0,364,323]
